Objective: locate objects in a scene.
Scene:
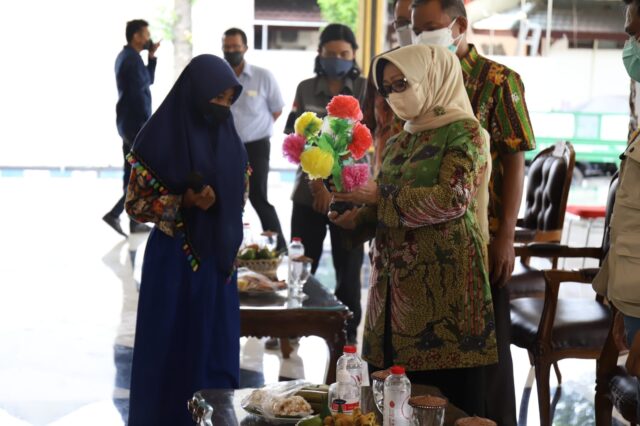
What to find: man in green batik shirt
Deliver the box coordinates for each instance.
[412,1,536,425]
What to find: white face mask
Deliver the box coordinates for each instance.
[412,18,462,53]
[386,89,424,121]
[396,24,413,47]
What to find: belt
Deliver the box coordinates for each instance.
[245,137,270,144]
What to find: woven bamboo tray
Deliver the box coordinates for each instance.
[236,257,282,278]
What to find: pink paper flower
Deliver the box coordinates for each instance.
[326,95,363,121]
[342,163,370,192]
[348,122,373,160]
[282,134,306,164]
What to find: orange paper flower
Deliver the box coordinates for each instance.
[348,121,373,160]
[326,95,363,121]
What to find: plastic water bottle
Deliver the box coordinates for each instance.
[328,368,361,415]
[242,223,253,249]
[288,237,305,284]
[383,366,412,426]
[336,345,363,388]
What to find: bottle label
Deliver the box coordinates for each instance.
[330,399,360,414]
[351,372,362,387]
[384,394,411,425]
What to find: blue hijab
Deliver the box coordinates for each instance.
[131,54,247,273]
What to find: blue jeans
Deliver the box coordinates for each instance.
[623,314,640,420]
[624,315,640,347]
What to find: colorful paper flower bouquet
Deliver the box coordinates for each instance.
[283,95,373,207]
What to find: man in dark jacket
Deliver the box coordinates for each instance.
[103,19,159,236]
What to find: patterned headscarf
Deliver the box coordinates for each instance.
[373,44,476,134]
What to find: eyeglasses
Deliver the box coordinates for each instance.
[393,19,410,30]
[379,78,409,98]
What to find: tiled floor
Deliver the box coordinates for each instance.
[0,171,630,425]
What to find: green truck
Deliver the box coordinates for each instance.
[526,111,629,174]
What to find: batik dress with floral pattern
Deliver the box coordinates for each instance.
[359,118,498,371]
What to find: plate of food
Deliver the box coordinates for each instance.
[241,381,329,424]
[237,268,287,295]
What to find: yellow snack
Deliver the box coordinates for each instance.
[323,410,378,426]
[335,417,353,426]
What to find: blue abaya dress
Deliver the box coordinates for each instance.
[124,54,248,425]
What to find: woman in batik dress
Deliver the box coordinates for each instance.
[331,45,496,416]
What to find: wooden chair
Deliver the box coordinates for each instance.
[510,269,611,426]
[594,172,638,425]
[595,305,638,425]
[510,174,620,425]
[509,141,576,300]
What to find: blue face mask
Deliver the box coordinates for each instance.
[624,36,640,82]
[318,57,354,79]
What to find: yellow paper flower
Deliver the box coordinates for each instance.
[294,112,323,138]
[300,147,334,179]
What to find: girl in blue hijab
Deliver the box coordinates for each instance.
[124,54,248,425]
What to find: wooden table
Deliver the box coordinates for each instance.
[188,385,467,425]
[240,277,351,384]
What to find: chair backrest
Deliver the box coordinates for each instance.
[521,141,576,231]
[601,172,620,257]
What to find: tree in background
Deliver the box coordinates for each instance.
[317,0,358,31]
[156,0,193,78]
[173,0,192,77]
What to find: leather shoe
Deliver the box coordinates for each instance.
[103,213,127,238]
[130,222,152,233]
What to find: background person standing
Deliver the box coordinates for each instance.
[362,0,412,175]
[411,1,536,424]
[223,27,286,251]
[284,24,367,345]
[103,19,159,237]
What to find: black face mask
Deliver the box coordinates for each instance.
[224,51,244,67]
[202,103,231,124]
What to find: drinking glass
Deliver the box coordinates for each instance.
[371,369,391,414]
[260,231,278,252]
[453,417,497,426]
[409,395,446,426]
[289,256,311,300]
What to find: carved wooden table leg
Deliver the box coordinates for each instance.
[316,311,350,384]
[280,338,293,359]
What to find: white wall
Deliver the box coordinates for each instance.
[0,0,259,168]
[192,0,255,58]
[0,0,172,167]
[488,47,630,113]
[0,0,631,168]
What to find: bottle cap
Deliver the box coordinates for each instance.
[292,237,302,242]
[390,365,405,375]
[336,369,351,383]
[343,345,356,354]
